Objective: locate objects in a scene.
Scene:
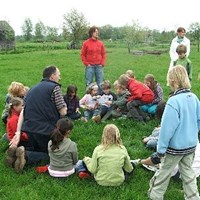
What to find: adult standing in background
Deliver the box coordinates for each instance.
[8,65,67,172]
[81,26,106,93]
[169,27,190,68]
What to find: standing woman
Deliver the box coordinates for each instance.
[169,27,190,68]
[81,26,106,93]
[148,65,200,200]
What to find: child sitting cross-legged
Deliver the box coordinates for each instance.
[76,124,135,186]
[79,82,100,122]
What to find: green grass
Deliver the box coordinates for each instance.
[0,43,200,200]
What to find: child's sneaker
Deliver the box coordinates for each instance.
[78,171,91,179]
[131,159,141,166]
[14,146,26,173]
[4,146,17,167]
[81,117,88,122]
[92,115,101,123]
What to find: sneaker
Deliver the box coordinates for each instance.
[81,117,88,122]
[130,159,141,166]
[141,158,154,166]
[14,146,26,173]
[4,146,17,167]
[78,171,91,179]
[142,164,159,172]
[92,115,101,123]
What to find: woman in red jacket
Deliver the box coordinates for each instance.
[81,26,106,94]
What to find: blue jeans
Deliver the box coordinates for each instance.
[26,150,49,165]
[84,109,99,120]
[85,65,103,93]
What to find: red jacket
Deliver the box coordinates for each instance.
[127,78,154,103]
[6,109,29,141]
[81,38,106,66]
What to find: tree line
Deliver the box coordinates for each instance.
[16,9,200,52]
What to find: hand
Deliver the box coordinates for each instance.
[9,133,20,147]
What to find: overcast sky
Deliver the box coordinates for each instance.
[1,0,199,35]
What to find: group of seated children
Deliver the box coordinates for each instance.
[78,70,163,123]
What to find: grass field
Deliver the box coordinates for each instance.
[0,43,200,200]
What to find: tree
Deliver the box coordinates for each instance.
[46,26,58,42]
[21,18,33,41]
[189,22,200,52]
[63,9,88,49]
[34,21,46,42]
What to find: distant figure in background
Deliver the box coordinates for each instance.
[169,27,190,68]
[81,26,106,93]
[63,85,81,120]
[173,44,192,81]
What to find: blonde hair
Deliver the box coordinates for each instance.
[125,70,135,78]
[167,65,191,91]
[8,82,26,97]
[86,82,98,94]
[101,124,122,149]
[118,74,130,87]
[100,80,111,90]
[113,80,126,90]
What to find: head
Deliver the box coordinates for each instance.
[101,124,122,149]
[176,44,187,59]
[167,65,191,92]
[113,80,126,94]
[144,74,157,91]
[8,82,26,98]
[86,82,98,96]
[50,118,74,151]
[177,27,186,38]
[125,70,135,78]
[8,97,24,117]
[88,26,99,39]
[118,74,130,87]
[100,80,111,94]
[155,101,166,121]
[43,65,60,83]
[66,85,77,98]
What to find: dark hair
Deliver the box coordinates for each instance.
[66,85,77,97]
[88,26,99,38]
[50,118,73,151]
[177,27,186,33]
[156,101,166,121]
[43,65,57,79]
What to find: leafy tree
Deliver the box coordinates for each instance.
[46,26,58,42]
[63,9,88,49]
[189,22,200,52]
[99,24,113,40]
[34,21,46,42]
[21,18,33,41]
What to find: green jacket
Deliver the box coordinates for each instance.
[83,144,133,186]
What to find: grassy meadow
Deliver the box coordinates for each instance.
[0,42,200,200]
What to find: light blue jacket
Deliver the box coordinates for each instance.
[157,90,200,155]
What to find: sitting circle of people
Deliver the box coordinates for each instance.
[1,25,200,200]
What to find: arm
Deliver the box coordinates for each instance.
[123,148,134,173]
[71,143,78,165]
[81,42,90,66]
[83,147,98,174]
[9,109,24,147]
[100,42,106,66]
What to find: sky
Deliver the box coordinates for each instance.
[1,0,199,35]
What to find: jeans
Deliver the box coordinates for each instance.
[85,65,103,93]
[26,150,49,165]
[84,109,99,120]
